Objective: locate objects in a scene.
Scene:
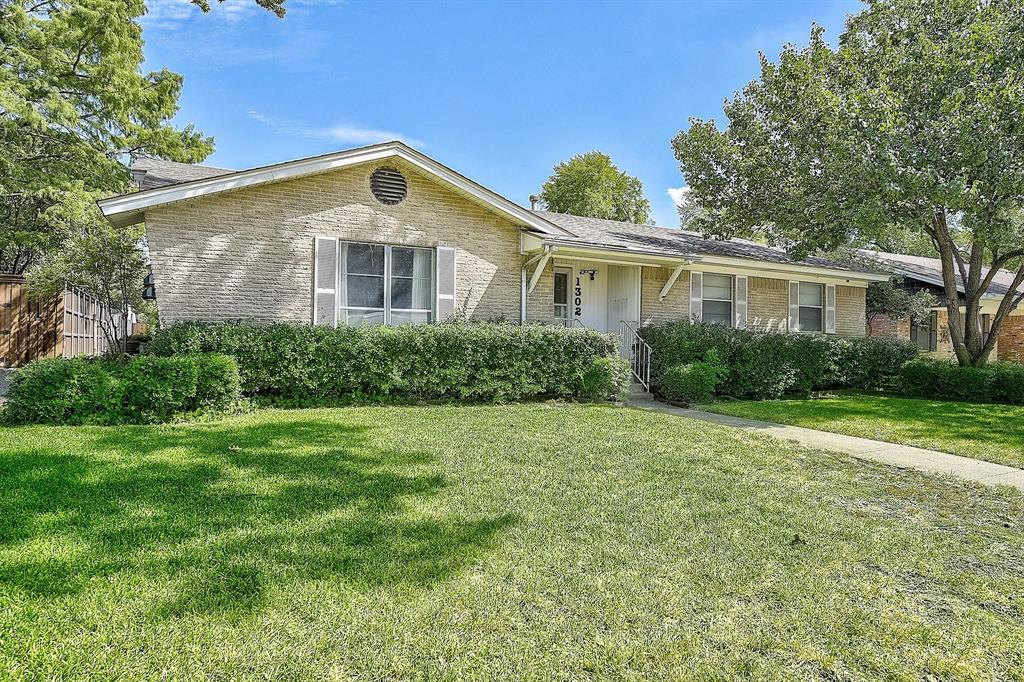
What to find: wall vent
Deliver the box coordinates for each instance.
[370,167,408,205]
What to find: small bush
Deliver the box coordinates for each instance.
[2,353,241,425]
[900,359,1024,405]
[641,322,919,400]
[660,351,727,404]
[146,321,625,403]
[578,356,631,402]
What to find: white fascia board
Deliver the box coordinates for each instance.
[535,238,698,267]
[691,255,889,285]
[98,141,573,237]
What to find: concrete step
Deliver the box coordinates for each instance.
[629,382,653,400]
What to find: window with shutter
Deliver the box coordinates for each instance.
[314,238,442,327]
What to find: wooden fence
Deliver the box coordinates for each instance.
[0,275,136,368]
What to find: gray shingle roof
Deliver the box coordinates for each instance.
[859,250,1024,298]
[532,211,875,274]
[131,157,233,190]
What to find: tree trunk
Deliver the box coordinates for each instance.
[929,211,1024,367]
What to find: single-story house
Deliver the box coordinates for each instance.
[861,250,1024,363]
[98,142,887,382]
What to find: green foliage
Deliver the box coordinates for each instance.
[660,350,726,404]
[2,353,241,425]
[145,321,625,403]
[0,0,218,273]
[578,356,631,402]
[539,151,652,224]
[899,359,1024,405]
[866,278,937,326]
[824,335,921,390]
[641,322,919,400]
[672,0,1024,366]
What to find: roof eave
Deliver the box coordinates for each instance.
[97,141,573,237]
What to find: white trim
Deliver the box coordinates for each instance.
[99,141,573,236]
[659,265,685,301]
[436,246,456,321]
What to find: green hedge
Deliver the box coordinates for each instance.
[145,321,629,403]
[640,322,919,400]
[2,354,241,425]
[900,359,1024,405]
[660,350,727,404]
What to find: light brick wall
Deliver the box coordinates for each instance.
[144,160,525,326]
[835,285,866,338]
[997,314,1024,363]
[640,267,690,324]
[748,276,789,332]
[526,259,555,323]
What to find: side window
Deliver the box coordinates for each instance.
[701,273,733,326]
[797,283,824,332]
[553,268,570,322]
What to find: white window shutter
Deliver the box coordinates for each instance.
[313,237,338,326]
[825,284,837,334]
[734,276,747,329]
[436,246,456,321]
[788,281,800,332]
[689,271,703,323]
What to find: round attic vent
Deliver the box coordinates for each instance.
[370,167,408,205]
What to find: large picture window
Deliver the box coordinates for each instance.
[796,282,824,332]
[339,242,434,326]
[701,273,734,326]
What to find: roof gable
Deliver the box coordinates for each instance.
[99,142,572,236]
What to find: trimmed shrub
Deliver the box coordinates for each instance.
[660,351,727,404]
[2,353,241,425]
[145,321,625,403]
[641,322,919,400]
[900,359,1024,405]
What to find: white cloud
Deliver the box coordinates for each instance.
[144,0,259,27]
[666,186,688,206]
[248,110,425,148]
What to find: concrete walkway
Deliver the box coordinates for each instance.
[631,398,1024,492]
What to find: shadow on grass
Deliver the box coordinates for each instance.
[0,416,516,618]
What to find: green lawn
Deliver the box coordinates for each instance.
[705,394,1024,470]
[2,404,1023,680]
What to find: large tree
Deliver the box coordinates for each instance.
[673,0,1024,367]
[0,0,282,275]
[539,151,652,224]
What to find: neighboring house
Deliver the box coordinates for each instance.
[861,250,1024,362]
[98,142,886,375]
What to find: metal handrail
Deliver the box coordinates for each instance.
[618,319,651,391]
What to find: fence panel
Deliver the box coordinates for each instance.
[0,276,128,368]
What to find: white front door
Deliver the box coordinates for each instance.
[607,265,640,330]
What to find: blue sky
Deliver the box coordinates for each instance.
[142,0,861,226]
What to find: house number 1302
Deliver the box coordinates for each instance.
[574,277,582,317]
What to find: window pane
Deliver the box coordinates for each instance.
[346,274,384,308]
[798,283,823,306]
[703,274,733,301]
[391,277,431,310]
[344,309,384,327]
[346,243,385,275]
[554,303,568,319]
[391,310,431,325]
[554,272,568,306]
[799,306,823,332]
[703,300,733,326]
[392,247,431,278]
